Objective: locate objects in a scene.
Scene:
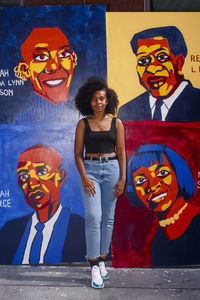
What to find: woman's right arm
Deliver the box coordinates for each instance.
[74,119,96,196]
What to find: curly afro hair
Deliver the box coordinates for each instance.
[74,77,119,116]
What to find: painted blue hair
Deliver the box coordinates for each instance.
[126,144,195,206]
[131,26,187,58]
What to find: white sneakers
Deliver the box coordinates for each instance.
[91,265,104,288]
[99,261,109,279]
[91,262,109,288]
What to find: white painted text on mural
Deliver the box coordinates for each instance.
[0,199,11,208]
[0,190,11,207]
[8,80,25,86]
[0,69,9,77]
[0,190,9,197]
[0,89,14,96]
[0,68,24,97]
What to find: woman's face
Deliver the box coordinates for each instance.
[90,90,108,113]
[132,154,179,212]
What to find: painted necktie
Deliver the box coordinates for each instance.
[153,100,163,121]
[29,222,45,264]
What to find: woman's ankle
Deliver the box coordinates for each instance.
[99,255,107,262]
[89,259,99,268]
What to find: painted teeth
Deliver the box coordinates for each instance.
[45,79,63,85]
[152,192,167,201]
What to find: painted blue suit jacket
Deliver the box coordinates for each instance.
[118,81,200,121]
[0,208,86,264]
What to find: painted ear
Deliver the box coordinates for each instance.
[14,61,31,81]
[58,166,67,186]
[71,51,77,67]
[175,54,185,72]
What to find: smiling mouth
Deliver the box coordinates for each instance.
[150,192,167,203]
[147,76,167,89]
[43,78,66,88]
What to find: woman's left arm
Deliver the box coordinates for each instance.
[114,118,126,198]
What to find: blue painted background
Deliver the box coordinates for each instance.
[0,5,107,263]
[0,5,106,123]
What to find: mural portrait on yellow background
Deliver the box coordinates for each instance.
[118,26,200,121]
[107,13,200,122]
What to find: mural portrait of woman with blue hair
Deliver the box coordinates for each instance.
[126,144,200,266]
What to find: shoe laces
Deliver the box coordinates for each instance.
[92,265,101,277]
[99,261,107,274]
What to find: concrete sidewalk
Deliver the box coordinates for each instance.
[0,264,199,299]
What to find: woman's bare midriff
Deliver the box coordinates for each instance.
[85,152,116,157]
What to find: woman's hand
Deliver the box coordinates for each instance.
[82,176,96,197]
[113,179,125,198]
[115,119,126,199]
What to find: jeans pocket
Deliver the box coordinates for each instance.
[109,159,119,169]
[84,161,94,171]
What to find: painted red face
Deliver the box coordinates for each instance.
[133,155,179,212]
[136,37,184,99]
[21,28,77,104]
[17,145,66,211]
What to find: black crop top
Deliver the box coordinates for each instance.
[83,117,116,154]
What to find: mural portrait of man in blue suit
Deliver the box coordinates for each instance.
[0,144,86,264]
[118,26,200,122]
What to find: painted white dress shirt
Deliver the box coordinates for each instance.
[149,81,188,121]
[22,205,62,264]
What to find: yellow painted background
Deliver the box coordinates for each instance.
[106,12,200,106]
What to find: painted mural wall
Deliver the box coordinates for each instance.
[1,7,200,267]
[106,12,200,267]
[0,5,106,264]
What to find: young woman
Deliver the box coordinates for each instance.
[74,77,126,288]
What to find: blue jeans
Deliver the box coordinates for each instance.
[80,157,120,259]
